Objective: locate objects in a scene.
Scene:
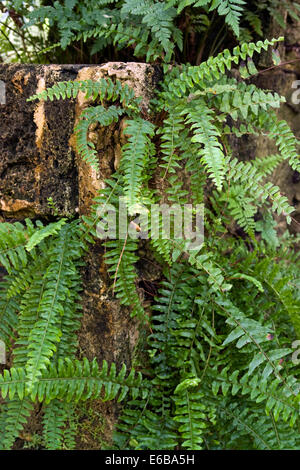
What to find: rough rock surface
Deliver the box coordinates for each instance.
[0,64,79,218]
[0,63,161,219]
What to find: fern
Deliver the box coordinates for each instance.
[7,0,300,65]
[24,223,82,391]
[75,105,124,171]
[120,118,155,212]
[0,399,34,450]
[0,358,146,404]
[209,0,246,37]
[1,34,300,450]
[186,101,226,190]
[0,277,19,346]
[173,389,215,450]
[42,400,77,450]
[0,222,30,273]
[105,238,144,319]
[28,78,140,109]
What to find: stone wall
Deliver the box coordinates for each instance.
[1,35,300,444]
[0,63,162,447]
[0,63,160,218]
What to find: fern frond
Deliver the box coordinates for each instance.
[28,78,140,111]
[185,101,226,190]
[210,0,246,37]
[251,154,282,176]
[105,238,144,319]
[42,400,76,450]
[253,258,300,337]
[0,358,146,404]
[0,222,29,273]
[121,0,180,59]
[188,251,231,292]
[25,223,83,391]
[0,278,19,346]
[25,219,67,252]
[0,399,33,450]
[75,105,124,171]
[173,388,214,450]
[224,156,294,223]
[168,37,284,97]
[120,118,155,213]
[268,119,300,173]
